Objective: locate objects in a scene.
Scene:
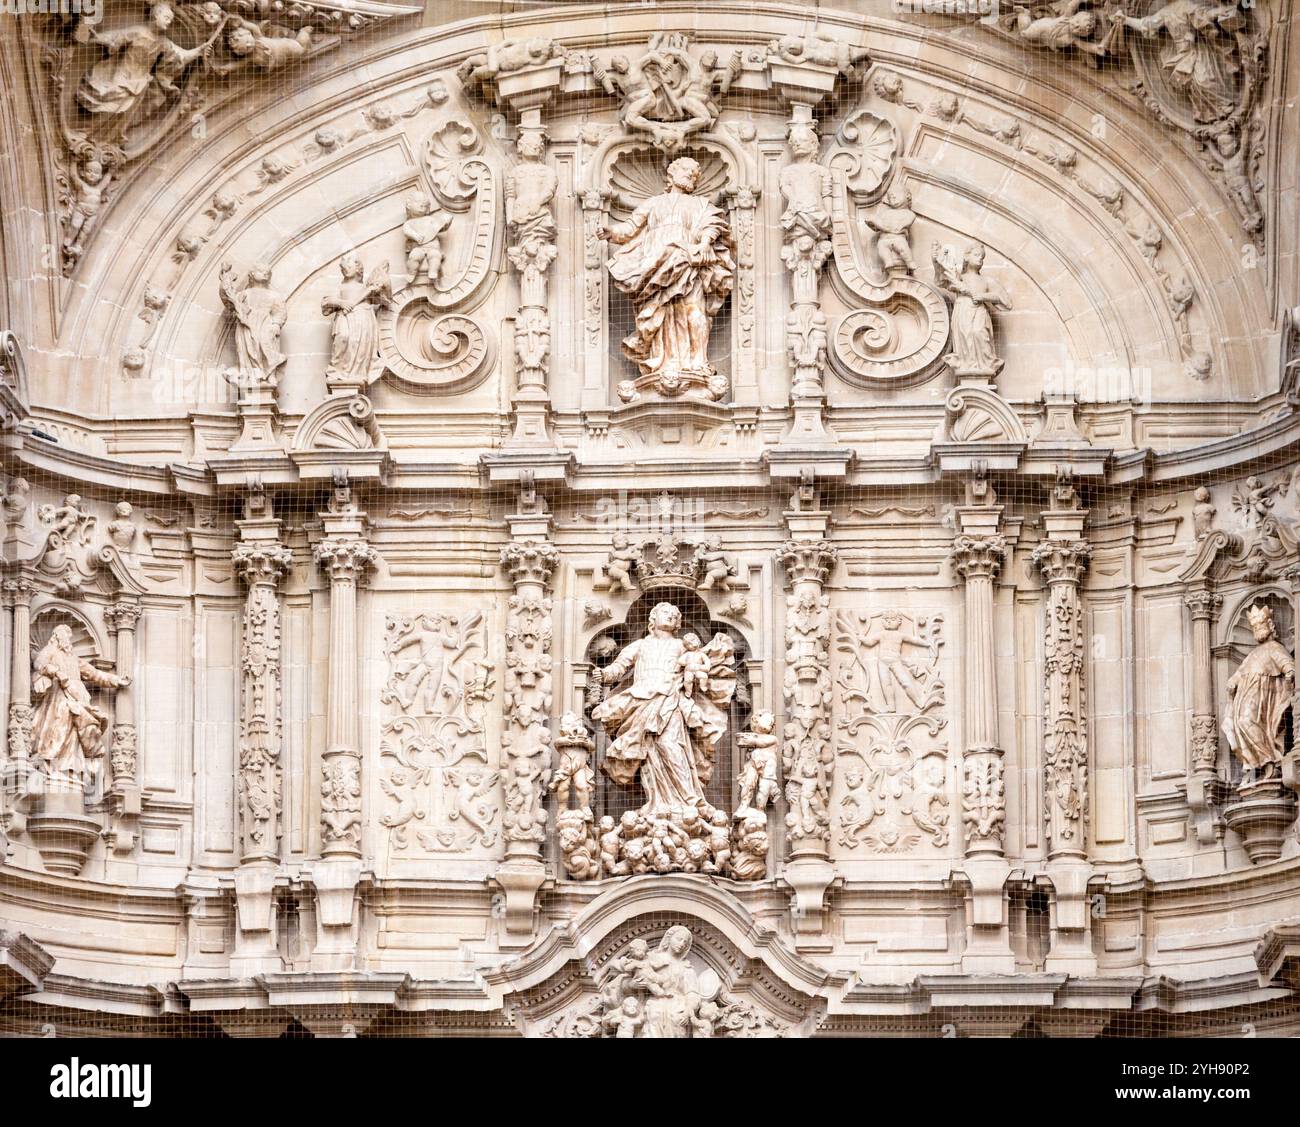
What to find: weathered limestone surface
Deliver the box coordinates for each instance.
[1,0,1300,1036]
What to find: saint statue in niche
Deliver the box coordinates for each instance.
[597,157,736,401]
[31,624,130,791]
[1223,604,1296,786]
[593,602,733,812]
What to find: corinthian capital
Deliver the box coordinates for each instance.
[232,541,293,586]
[1182,588,1223,621]
[313,538,378,583]
[776,538,837,587]
[1032,538,1091,584]
[104,600,144,633]
[950,534,1006,582]
[500,539,558,588]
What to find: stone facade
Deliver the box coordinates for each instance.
[1,0,1300,1037]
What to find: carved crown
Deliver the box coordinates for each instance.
[633,534,711,593]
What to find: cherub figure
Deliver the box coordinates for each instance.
[403,191,452,286]
[604,532,638,594]
[677,633,711,697]
[549,711,595,813]
[863,181,917,274]
[1208,127,1264,235]
[730,810,768,880]
[447,767,498,845]
[863,612,939,713]
[106,501,137,554]
[211,19,313,75]
[695,538,734,592]
[987,0,1117,59]
[556,807,600,879]
[1192,485,1216,539]
[735,710,779,815]
[1232,475,1282,529]
[505,755,548,836]
[379,767,422,843]
[598,814,627,876]
[63,156,109,266]
[604,995,645,1038]
[838,766,876,848]
[703,808,732,874]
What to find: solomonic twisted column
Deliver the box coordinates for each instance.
[313,537,377,858]
[950,534,1008,855]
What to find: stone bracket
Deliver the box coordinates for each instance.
[783,856,838,950]
[106,784,142,856]
[493,858,550,945]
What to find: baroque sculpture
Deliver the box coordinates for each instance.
[589,603,738,876]
[543,926,782,1038]
[31,625,129,793]
[933,243,1012,381]
[597,157,736,402]
[322,255,392,390]
[220,260,288,383]
[1223,604,1295,787]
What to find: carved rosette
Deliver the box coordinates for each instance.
[232,541,293,863]
[500,540,559,854]
[778,539,838,852]
[1032,539,1091,858]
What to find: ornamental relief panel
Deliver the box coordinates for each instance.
[376,610,499,856]
[832,606,952,856]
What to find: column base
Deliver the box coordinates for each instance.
[310,859,363,972]
[1044,859,1098,976]
[956,857,1015,974]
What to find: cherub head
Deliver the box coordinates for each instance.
[82,158,104,185]
[621,996,642,1017]
[1069,10,1097,37]
[114,501,132,519]
[626,938,649,961]
[884,180,911,208]
[1215,129,1240,157]
[227,23,258,56]
[1195,486,1211,503]
[150,2,175,31]
[682,632,702,651]
[844,767,863,790]
[405,191,434,219]
[750,710,775,735]
[882,612,902,630]
[787,122,818,159]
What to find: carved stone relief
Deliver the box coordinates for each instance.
[834,610,949,853]
[378,612,496,853]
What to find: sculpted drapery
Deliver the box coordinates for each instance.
[598,157,736,395]
[592,602,734,813]
[1224,604,1296,781]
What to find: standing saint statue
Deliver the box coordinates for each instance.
[219,260,288,382]
[31,624,130,791]
[322,254,391,389]
[591,603,737,873]
[1223,604,1296,786]
[933,242,1012,379]
[596,157,736,401]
